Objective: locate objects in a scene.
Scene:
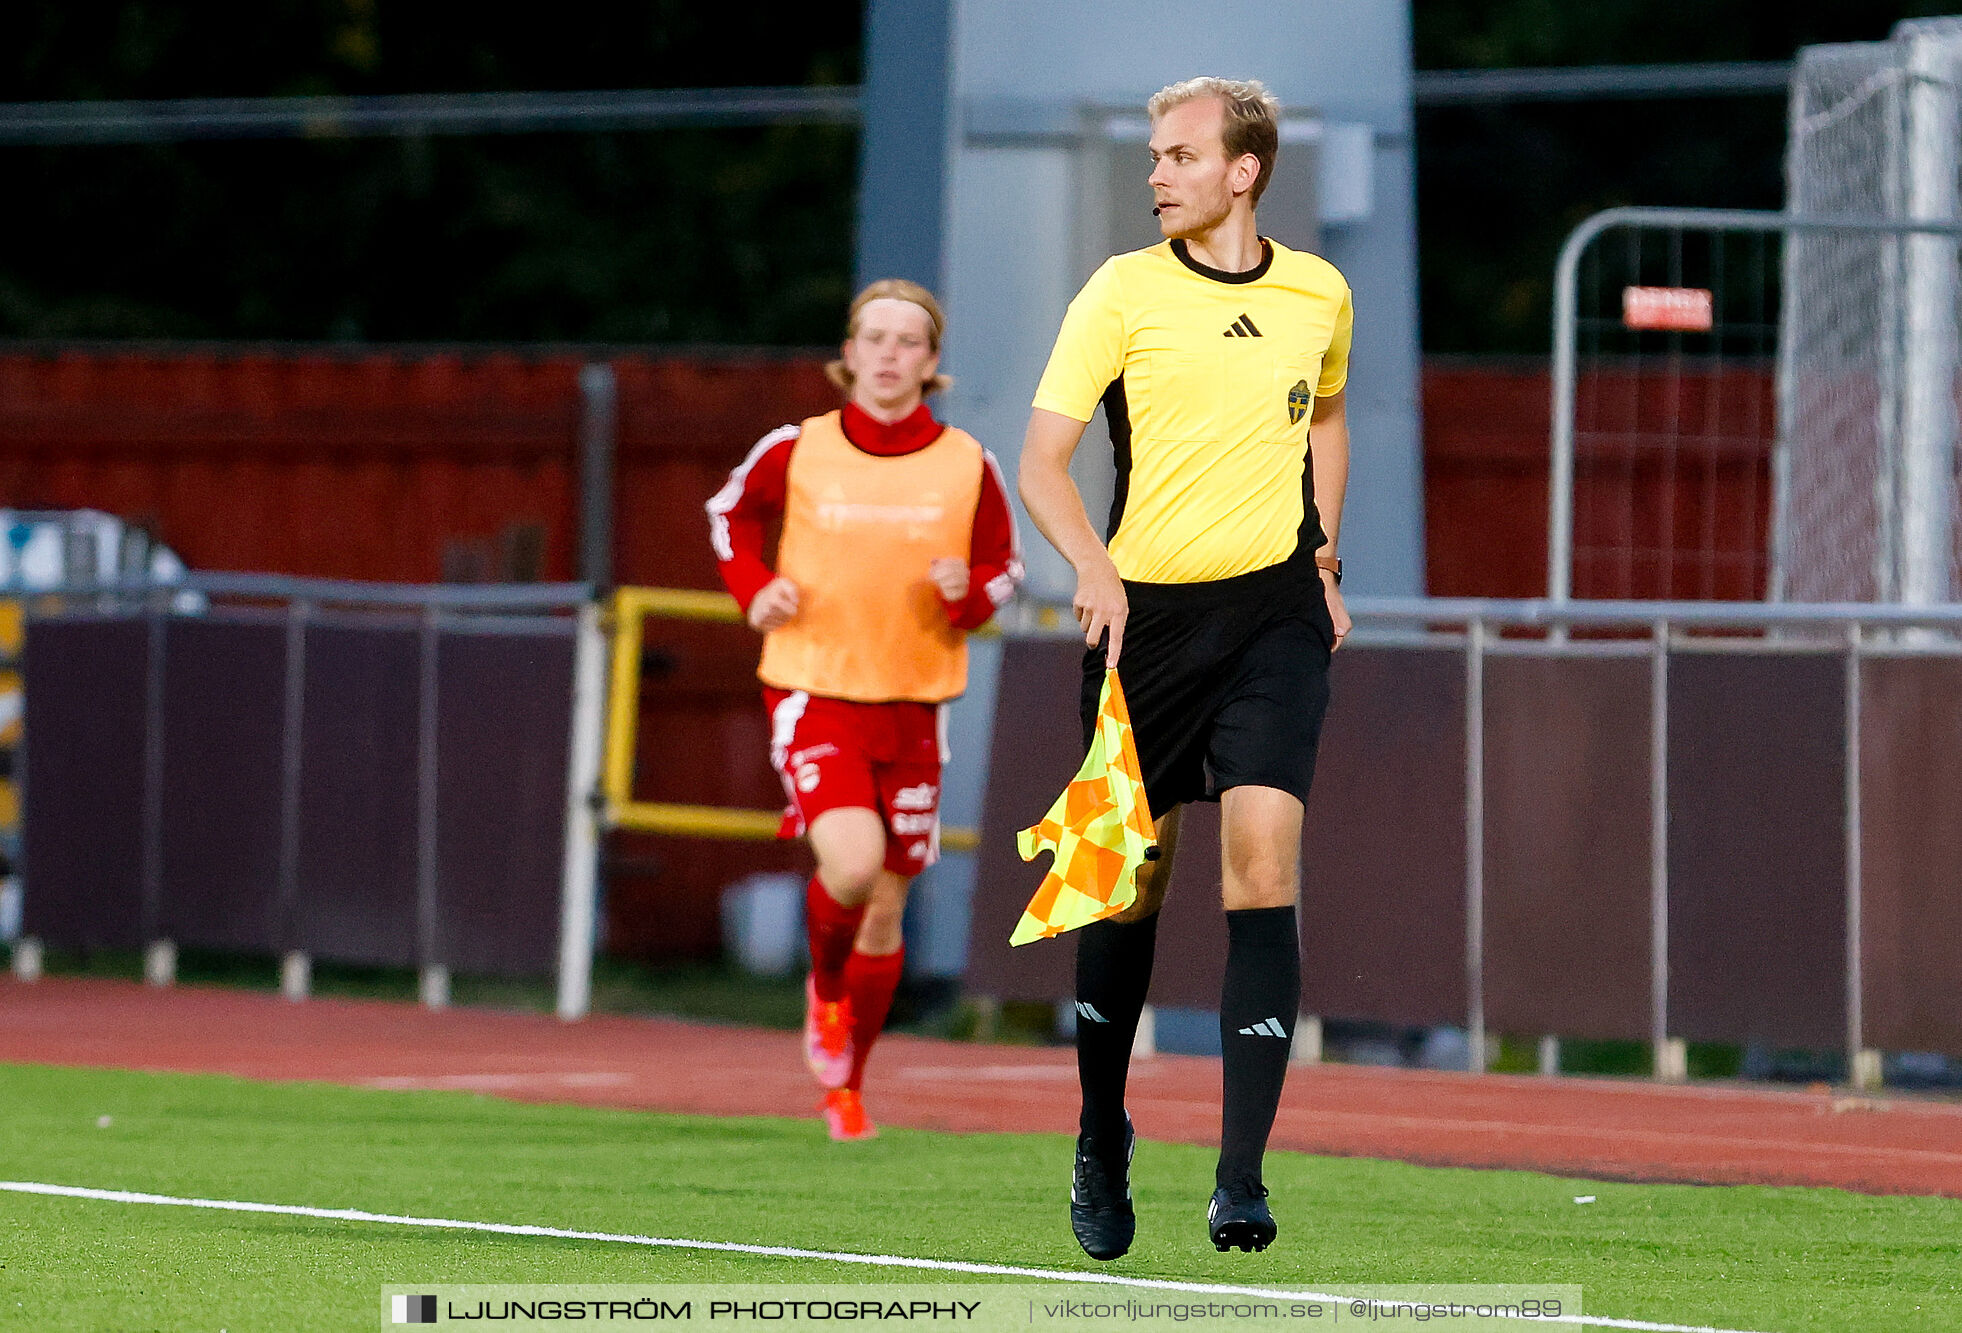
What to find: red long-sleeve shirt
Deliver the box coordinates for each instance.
[707,401,1022,631]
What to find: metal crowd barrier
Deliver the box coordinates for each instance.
[966,596,1962,1088]
[21,573,1959,1082]
[10,574,606,1020]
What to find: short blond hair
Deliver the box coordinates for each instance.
[825,278,953,396]
[1147,76,1282,206]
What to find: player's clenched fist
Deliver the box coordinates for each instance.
[747,576,801,631]
[928,557,970,603]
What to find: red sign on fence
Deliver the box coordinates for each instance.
[1622,286,1714,332]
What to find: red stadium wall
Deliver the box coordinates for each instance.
[0,349,838,587]
[1423,360,1553,598]
[1423,358,1775,601]
[0,349,1775,959]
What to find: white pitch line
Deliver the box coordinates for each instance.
[0,1179,1778,1333]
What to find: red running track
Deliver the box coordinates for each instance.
[4,976,1960,1197]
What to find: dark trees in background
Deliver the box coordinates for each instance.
[2,2,862,344]
[1414,0,1955,352]
[4,1,1956,350]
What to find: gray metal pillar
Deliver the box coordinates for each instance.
[139,601,168,958]
[1900,35,1959,607]
[274,600,310,966]
[856,0,954,289]
[1650,618,1685,1082]
[1464,619,1487,1073]
[555,603,607,1021]
[1844,622,1879,1090]
[577,363,617,594]
[416,607,445,1008]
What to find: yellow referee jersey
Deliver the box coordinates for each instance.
[1032,237,1352,584]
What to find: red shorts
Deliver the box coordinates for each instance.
[764,688,947,877]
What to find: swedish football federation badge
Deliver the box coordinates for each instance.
[1287,379,1313,425]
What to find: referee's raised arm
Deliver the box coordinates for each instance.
[1018,407,1128,667]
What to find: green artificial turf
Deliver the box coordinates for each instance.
[1,1063,1956,1331]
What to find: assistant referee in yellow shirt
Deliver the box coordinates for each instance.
[1017,76,1354,1261]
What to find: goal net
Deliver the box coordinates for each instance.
[1778,18,1962,603]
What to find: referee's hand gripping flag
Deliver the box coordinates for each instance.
[1010,668,1158,945]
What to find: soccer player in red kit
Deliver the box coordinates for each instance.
[707,278,1021,1140]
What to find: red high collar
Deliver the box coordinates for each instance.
[840,400,944,457]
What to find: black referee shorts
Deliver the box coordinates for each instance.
[1080,553,1335,821]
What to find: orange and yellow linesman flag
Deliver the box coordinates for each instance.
[1010,668,1158,945]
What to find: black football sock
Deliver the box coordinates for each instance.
[1074,911,1160,1166]
[1218,905,1301,1188]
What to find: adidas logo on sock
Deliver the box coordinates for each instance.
[1237,1017,1289,1038]
[1222,314,1263,338]
[1076,1001,1110,1023]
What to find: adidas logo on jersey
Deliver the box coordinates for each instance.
[1236,1017,1289,1039]
[1222,313,1263,338]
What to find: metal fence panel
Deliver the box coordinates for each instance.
[1551,208,1962,608]
[1483,654,1653,1042]
[431,626,577,978]
[1667,653,1848,1048]
[294,617,422,967]
[19,616,149,952]
[17,585,586,986]
[157,613,288,955]
[1300,647,1470,1028]
[1555,217,1780,602]
[967,607,1962,1065]
[1859,655,1962,1054]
